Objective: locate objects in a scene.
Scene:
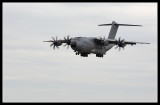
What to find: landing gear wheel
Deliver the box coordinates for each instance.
[96,54,103,58]
[80,53,88,57]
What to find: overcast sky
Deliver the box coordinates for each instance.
[3,3,157,102]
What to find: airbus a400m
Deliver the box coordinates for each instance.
[43,21,150,58]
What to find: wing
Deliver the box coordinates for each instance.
[43,36,72,49]
[107,39,150,45]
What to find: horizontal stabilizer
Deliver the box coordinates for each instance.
[98,24,142,26]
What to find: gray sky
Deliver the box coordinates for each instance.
[3,3,157,102]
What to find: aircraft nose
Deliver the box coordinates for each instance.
[71,41,77,48]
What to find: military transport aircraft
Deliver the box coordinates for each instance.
[43,21,150,58]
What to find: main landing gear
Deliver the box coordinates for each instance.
[74,50,103,58]
[80,53,88,57]
[74,51,88,57]
[96,54,103,58]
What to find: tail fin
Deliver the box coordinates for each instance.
[98,21,142,39]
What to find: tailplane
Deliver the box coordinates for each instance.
[98,21,142,39]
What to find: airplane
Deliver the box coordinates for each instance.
[43,21,150,58]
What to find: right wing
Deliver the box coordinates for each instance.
[107,39,150,46]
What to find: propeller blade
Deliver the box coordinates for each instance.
[50,43,54,47]
[67,45,69,49]
[43,40,53,42]
[122,46,125,50]
[63,43,70,49]
[52,37,55,41]
[56,46,59,49]
[119,47,121,51]
[118,37,121,42]
[115,45,119,49]
[67,35,70,40]
[63,43,67,47]
[56,36,58,41]
[53,45,55,49]
[64,36,66,40]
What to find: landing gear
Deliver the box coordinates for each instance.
[74,51,88,57]
[96,54,103,58]
[75,52,79,55]
[80,53,88,57]
[75,51,80,55]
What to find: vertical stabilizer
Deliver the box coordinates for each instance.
[98,21,119,39]
[107,21,119,39]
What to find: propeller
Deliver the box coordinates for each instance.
[115,37,126,51]
[98,36,107,48]
[43,36,62,50]
[63,35,72,49]
[99,36,106,41]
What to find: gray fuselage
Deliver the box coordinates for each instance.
[70,37,115,55]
